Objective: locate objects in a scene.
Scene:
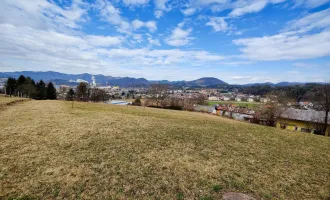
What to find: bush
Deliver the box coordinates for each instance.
[212,184,222,192]
[132,98,142,106]
[166,105,183,110]
[200,108,209,113]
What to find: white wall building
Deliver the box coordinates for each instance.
[223,97,230,101]
[209,96,220,101]
[247,98,254,102]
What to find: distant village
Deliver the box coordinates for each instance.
[0,75,329,136]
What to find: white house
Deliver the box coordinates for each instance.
[247,98,254,102]
[235,97,242,102]
[208,96,220,101]
[223,97,230,101]
[260,98,269,103]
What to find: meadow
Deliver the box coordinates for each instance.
[0,98,329,199]
[0,95,25,106]
[207,101,262,109]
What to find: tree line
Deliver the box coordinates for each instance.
[144,84,206,111]
[4,75,57,100]
[235,83,324,102]
[65,82,110,103]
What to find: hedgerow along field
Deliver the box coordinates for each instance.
[0,99,329,200]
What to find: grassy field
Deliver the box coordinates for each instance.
[207,101,262,109]
[0,95,24,106]
[0,99,330,199]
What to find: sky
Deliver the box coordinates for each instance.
[0,0,330,84]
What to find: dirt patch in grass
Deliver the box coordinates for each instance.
[0,100,329,199]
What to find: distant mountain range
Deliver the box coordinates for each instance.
[0,71,323,88]
[0,71,228,87]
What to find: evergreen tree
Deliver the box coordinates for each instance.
[46,82,57,100]
[66,88,75,101]
[16,75,26,96]
[17,75,26,86]
[132,98,142,106]
[5,77,17,96]
[76,82,88,101]
[36,80,46,100]
[23,77,37,98]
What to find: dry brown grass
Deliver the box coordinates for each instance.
[0,95,24,106]
[0,100,330,200]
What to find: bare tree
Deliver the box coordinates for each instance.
[183,95,205,111]
[147,84,169,107]
[312,82,330,135]
[90,88,109,102]
[261,91,292,127]
[66,88,76,109]
[310,116,325,135]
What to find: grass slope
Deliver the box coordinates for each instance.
[0,95,24,106]
[207,101,262,109]
[0,100,329,200]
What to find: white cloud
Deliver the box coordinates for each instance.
[105,48,224,65]
[233,8,330,61]
[95,1,156,33]
[132,19,157,32]
[122,0,149,6]
[94,0,131,33]
[292,62,317,67]
[165,26,194,46]
[193,51,225,61]
[191,0,229,6]
[229,1,268,17]
[145,21,157,32]
[153,0,171,18]
[229,0,286,17]
[0,0,89,31]
[220,61,255,66]
[293,0,330,8]
[154,0,170,10]
[285,8,330,34]
[206,17,228,32]
[132,19,145,29]
[234,31,330,60]
[147,36,161,46]
[0,23,225,77]
[154,10,163,18]
[182,8,197,16]
[189,0,287,17]
[84,35,123,46]
[132,34,143,43]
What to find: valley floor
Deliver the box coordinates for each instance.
[0,100,329,199]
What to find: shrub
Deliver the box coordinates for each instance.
[132,98,142,106]
[212,184,222,192]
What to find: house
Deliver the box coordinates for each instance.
[208,96,220,101]
[211,105,255,122]
[260,98,269,103]
[247,98,254,102]
[235,97,242,102]
[276,108,330,135]
[223,97,230,101]
[298,101,314,109]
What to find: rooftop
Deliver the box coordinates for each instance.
[280,108,330,123]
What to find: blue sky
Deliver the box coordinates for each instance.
[0,0,329,84]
